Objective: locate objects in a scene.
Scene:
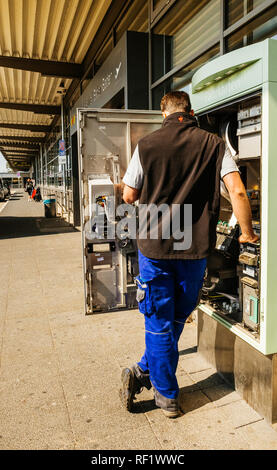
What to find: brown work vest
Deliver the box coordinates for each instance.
[137,112,225,259]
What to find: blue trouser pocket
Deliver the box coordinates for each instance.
[135,276,153,315]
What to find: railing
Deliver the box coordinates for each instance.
[42,185,74,224]
[10,182,24,189]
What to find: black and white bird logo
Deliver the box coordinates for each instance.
[115,62,122,79]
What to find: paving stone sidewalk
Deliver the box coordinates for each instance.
[0,190,277,450]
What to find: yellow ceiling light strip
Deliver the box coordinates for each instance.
[33,0,52,59]
[53,0,79,61]
[73,0,112,64]
[63,0,94,62]
[42,0,66,60]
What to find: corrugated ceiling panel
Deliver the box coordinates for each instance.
[70,0,112,62]
[0,0,111,102]
[0,0,112,170]
[116,0,148,40]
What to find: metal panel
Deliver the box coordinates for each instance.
[70,31,149,135]
[238,131,262,159]
[191,39,277,355]
[77,108,163,314]
[91,268,117,309]
[70,33,128,134]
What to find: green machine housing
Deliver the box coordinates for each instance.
[191,39,277,356]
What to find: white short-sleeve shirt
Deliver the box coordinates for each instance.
[123,144,239,190]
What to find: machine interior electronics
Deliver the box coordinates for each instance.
[197,95,261,338]
[78,102,261,328]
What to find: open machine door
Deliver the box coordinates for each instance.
[77,109,163,314]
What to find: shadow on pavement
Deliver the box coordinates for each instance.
[179,346,197,356]
[0,216,79,239]
[130,372,231,415]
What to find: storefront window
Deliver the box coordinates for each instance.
[116,0,148,42]
[252,13,277,42]
[152,81,172,111]
[226,0,266,28]
[94,35,113,70]
[152,42,220,110]
[172,43,220,91]
[226,0,244,27]
[152,0,220,83]
[226,4,277,51]
[43,136,71,189]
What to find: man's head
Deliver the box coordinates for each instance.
[160,91,193,119]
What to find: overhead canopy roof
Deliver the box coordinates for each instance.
[0,0,113,171]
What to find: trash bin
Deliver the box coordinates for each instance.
[43,198,56,218]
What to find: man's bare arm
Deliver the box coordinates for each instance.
[223,172,259,244]
[123,184,141,204]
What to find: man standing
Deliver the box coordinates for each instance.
[119,91,258,418]
[26,178,34,202]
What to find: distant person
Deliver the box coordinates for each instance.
[25,178,34,202]
[33,186,42,202]
[31,187,36,200]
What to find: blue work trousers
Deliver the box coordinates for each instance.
[136,250,207,400]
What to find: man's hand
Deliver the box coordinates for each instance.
[223,172,259,244]
[123,184,141,204]
[239,232,259,244]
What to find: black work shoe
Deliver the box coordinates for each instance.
[132,363,152,391]
[119,367,142,411]
[119,364,152,412]
[154,387,182,419]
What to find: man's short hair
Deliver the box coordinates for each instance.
[160,91,191,114]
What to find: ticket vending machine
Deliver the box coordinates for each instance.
[191,39,277,423]
[76,109,163,314]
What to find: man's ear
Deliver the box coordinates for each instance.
[162,111,169,119]
[190,109,195,116]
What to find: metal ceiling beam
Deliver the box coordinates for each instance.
[7,157,35,164]
[0,135,44,143]
[45,114,60,142]
[3,156,37,161]
[0,56,83,79]
[8,163,30,170]
[0,102,60,115]
[0,150,29,170]
[0,148,38,154]
[0,142,39,149]
[6,159,34,162]
[0,122,51,133]
[4,152,35,156]
[7,160,36,164]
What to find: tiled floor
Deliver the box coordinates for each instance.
[0,190,277,449]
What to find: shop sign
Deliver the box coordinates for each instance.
[59,139,66,156]
[59,155,66,165]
